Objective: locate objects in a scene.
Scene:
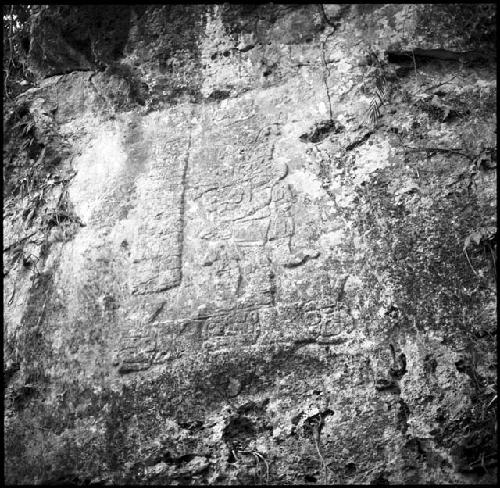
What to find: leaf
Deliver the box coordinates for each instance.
[469,232,482,246]
[368,98,382,125]
[463,226,497,250]
[375,87,385,104]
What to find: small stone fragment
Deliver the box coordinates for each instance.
[145,462,169,476]
[181,456,210,475]
[227,377,241,397]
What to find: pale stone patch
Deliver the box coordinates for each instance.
[336,58,352,73]
[52,328,64,353]
[145,463,169,476]
[345,275,363,293]
[477,79,496,90]
[54,228,97,293]
[319,229,346,249]
[69,127,128,223]
[285,169,326,199]
[333,185,357,208]
[352,138,392,187]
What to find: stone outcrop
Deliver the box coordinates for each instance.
[4,4,496,484]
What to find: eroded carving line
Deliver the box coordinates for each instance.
[178,114,194,287]
[129,110,194,295]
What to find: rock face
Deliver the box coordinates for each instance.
[4,4,497,484]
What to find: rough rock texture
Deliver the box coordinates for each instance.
[4,4,497,484]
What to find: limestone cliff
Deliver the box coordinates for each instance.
[3,4,497,484]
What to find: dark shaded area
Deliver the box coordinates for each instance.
[205,89,232,102]
[300,119,345,144]
[134,5,203,57]
[219,4,322,47]
[28,5,133,77]
[423,354,438,375]
[387,48,495,77]
[3,101,42,197]
[414,94,469,123]
[415,4,496,53]
[131,4,206,107]
[4,361,20,385]
[396,400,410,434]
[10,384,39,411]
[302,408,334,437]
[10,5,206,108]
[374,379,401,394]
[103,62,148,107]
[220,4,290,36]
[3,5,36,98]
[223,416,256,443]
[371,471,390,484]
[387,48,495,65]
[353,168,494,339]
[389,349,407,380]
[344,131,373,151]
[5,344,331,483]
[349,92,497,479]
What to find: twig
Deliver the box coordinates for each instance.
[401,5,407,42]
[222,114,256,128]
[253,451,269,484]
[403,146,473,160]
[7,284,16,305]
[313,432,327,483]
[486,394,497,408]
[4,5,15,98]
[36,289,51,329]
[481,452,489,475]
[312,425,331,484]
[424,75,457,93]
[464,248,479,276]
[238,450,269,484]
[354,463,383,484]
[488,246,496,283]
[411,49,418,80]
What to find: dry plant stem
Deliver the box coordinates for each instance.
[253,451,269,483]
[355,463,384,483]
[401,4,410,43]
[403,146,472,160]
[4,5,15,98]
[248,452,262,482]
[33,288,50,329]
[9,6,15,61]
[411,49,418,81]
[489,247,496,282]
[238,450,269,483]
[487,394,497,408]
[424,75,457,93]
[481,453,489,475]
[312,428,329,484]
[464,248,479,276]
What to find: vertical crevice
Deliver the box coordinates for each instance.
[177,108,194,286]
[320,31,335,120]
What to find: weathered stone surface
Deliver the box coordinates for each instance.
[4,4,496,485]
